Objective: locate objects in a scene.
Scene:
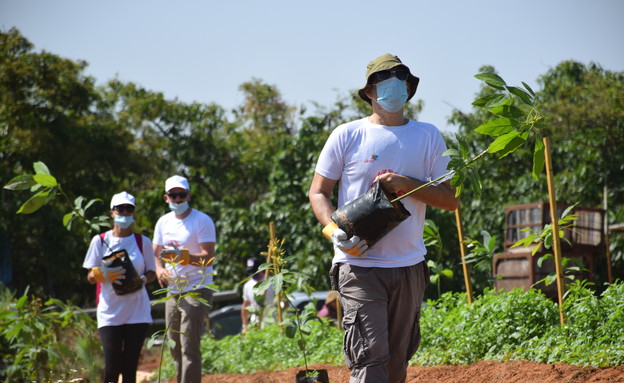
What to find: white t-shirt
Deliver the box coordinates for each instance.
[242,277,277,326]
[152,208,217,293]
[83,231,156,328]
[315,117,450,268]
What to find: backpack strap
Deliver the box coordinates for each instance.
[134,233,143,255]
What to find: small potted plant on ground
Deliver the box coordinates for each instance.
[255,234,330,383]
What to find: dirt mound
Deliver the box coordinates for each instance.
[195,361,624,383]
[137,348,624,383]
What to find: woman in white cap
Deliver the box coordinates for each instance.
[82,191,156,383]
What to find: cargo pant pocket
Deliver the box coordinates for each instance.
[342,308,368,369]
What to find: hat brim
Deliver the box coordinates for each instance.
[358,67,420,105]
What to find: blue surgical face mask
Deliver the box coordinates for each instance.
[375,77,408,113]
[114,215,134,229]
[169,201,190,214]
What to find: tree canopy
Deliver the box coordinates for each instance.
[2,27,622,305]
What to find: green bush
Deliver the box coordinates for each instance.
[415,282,624,367]
[0,286,102,382]
[166,282,624,375]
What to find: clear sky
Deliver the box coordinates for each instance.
[1,0,622,133]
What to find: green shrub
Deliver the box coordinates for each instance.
[194,319,343,375]
[154,282,624,375]
[0,286,102,382]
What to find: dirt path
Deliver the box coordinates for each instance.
[137,351,624,383]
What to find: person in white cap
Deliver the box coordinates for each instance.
[309,54,459,383]
[240,256,277,333]
[152,175,216,383]
[83,191,156,383]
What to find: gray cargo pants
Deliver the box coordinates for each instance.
[165,288,213,383]
[331,262,429,383]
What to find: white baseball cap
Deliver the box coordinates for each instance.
[165,175,190,192]
[110,191,136,209]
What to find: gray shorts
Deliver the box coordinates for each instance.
[331,262,429,383]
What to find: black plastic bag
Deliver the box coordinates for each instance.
[103,249,143,295]
[331,182,411,248]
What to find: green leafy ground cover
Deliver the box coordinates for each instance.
[181,282,624,376]
[3,282,622,381]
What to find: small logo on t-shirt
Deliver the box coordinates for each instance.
[364,154,379,163]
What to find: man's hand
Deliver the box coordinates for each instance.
[92,264,126,285]
[155,266,172,287]
[160,248,190,265]
[322,222,368,256]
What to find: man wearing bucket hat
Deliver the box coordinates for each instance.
[309,54,459,382]
[152,175,217,383]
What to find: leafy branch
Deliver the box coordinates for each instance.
[511,204,582,286]
[394,73,546,203]
[3,161,110,233]
[254,238,320,374]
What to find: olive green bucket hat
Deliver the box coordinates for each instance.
[358,53,420,105]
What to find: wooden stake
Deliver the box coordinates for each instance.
[543,137,566,326]
[455,207,473,304]
[268,222,283,324]
[603,184,614,284]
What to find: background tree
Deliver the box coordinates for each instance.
[1,28,149,303]
[447,61,624,294]
[3,27,621,305]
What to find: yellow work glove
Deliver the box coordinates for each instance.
[160,248,191,265]
[92,264,126,285]
[322,222,368,257]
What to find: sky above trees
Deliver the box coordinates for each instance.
[1,0,623,134]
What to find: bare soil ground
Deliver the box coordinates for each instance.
[137,349,624,383]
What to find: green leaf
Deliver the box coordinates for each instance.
[441,269,454,278]
[33,161,51,175]
[285,324,297,338]
[490,131,528,158]
[443,148,460,157]
[545,274,557,286]
[33,173,58,187]
[488,131,520,154]
[472,93,507,108]
[16,191,50,214]
[475,73,507,89]
[475,118,515,137]
[84,198,102,211]
[3,175,36,191]
[532,139,545,180]
[62,212,74,227]
[522,81,536,96]
[489,105,525,119]
[74,196,85,208]
[507,86,534,106]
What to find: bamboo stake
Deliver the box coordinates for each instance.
[543,137,566,326]
[455,207,473,304]
[603,184,614,284]
[268,222,283,324]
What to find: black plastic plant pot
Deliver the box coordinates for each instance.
[295,369,329,383]
[102,249,143,295]
[331,182,411,248]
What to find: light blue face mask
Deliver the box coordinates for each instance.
[114,215,134,229]
[375,77,408,113]
[169,201,190,214]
